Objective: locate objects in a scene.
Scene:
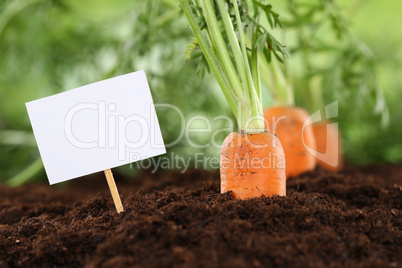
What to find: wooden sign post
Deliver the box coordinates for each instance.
[104,169,124,213]
[25,71,166,213]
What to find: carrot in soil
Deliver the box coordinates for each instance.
[260,56,317,179]
[180,0,288,198]
[221,132,286,199]
[264,106,316,178]
[300,75,343,172]
[311,121,343,171]
[280,1,389,172]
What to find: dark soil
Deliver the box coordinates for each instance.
[0,165,401,268]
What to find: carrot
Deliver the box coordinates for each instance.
[220,132,286,199]
[264,106,316,178]
[311,121,343,171]
[180,1,288,199]
[259,50,317,178]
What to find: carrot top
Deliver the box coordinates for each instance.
[259,56,295,107]
[180,0,288,134]
[282,0,389,126]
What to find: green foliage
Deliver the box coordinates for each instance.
[186,1,288,75]
[180,0,288,133]
[269,0,401,164]
[0,0,401,185]
[280,0,389,125]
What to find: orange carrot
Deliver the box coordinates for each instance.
[264,106,316,179]
[220,132,286,199]
[181,0,288,199]
[312,121,343,171]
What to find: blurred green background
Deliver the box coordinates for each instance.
[0,0,401,185]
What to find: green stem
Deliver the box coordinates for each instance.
[260,55,294,107]
[232,0,256,104]
[233,1,255,92]
[273,59,294,106]
[308,75,324,112]
[232,0,264,133]
[200,0,245,100]
[216,0,248,91]
[251,21,261,102]
[298,27,323,112]
[181,0,265,133]
[179,0,238,117]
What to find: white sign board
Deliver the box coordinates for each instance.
[26,70,166,184]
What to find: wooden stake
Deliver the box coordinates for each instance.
[104,169,124,213]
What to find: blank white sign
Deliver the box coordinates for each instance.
[26,70,166,184]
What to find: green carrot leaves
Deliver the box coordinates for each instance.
[284,0,389,125]
[180,0,288,133]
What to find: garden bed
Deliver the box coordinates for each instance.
[0,165,401,267]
